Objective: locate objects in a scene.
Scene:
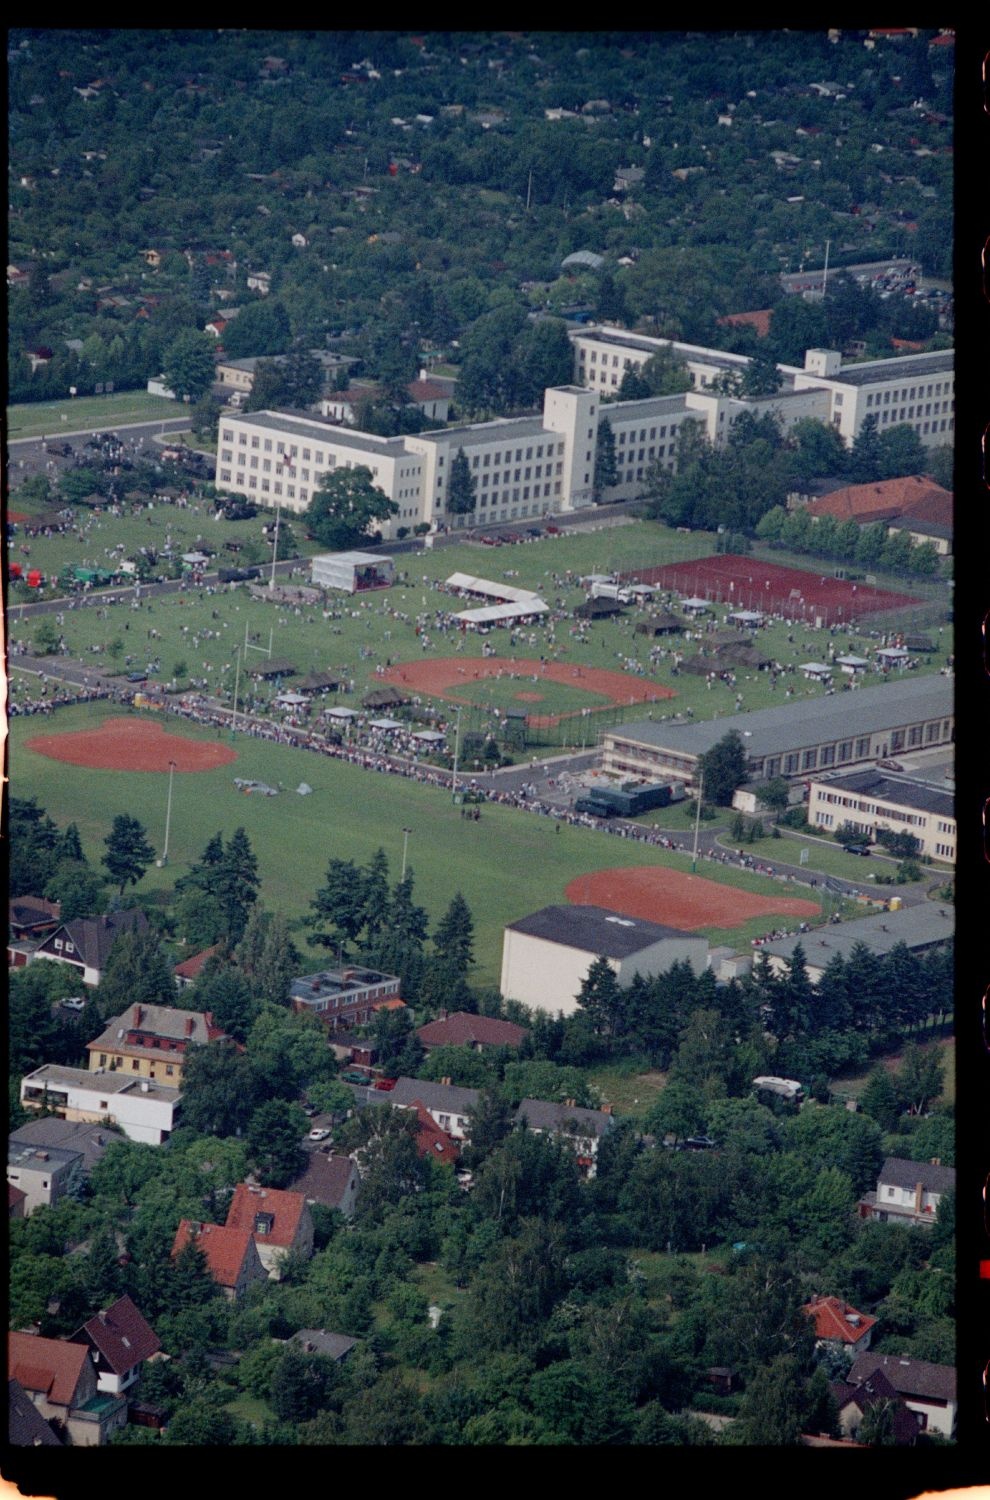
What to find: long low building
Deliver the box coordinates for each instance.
[807,768,955,862]
[601,674,953,787]
[20,1065,181,1145]
[755,903,954,982]
[501,904,708,1017]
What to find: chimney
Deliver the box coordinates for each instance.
[185,1017,195,1036]
[601,1103,613,1115]
[134,1005,143,1027]
[98,1310,108,1324]
[930,1157,941,1167]
[564,1098,576,1109]
[915,1181,924,1213]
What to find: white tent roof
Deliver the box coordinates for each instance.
[412,729,445,742]
[323,706,358,719]
[799,662,831,675]
[629,583,656,596]
[274,692,308,705]
[876,646,910,659]
[727,609,765,623]
[681,597,710,611]
[446,572,543,606]
[368,717,404,730]
[454,599,550,626]
[836,655,870,667]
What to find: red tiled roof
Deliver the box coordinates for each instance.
[411,1102,460,1164]
[415,1011,527,1050]
[172,944,223,981]
[171,1219,257,1288]
[8,1183,28,1213]
[8,1333,89,1408]
[408,380,449,402]
[76,1294,160,1373]
[806,476,952,524]
[803,1295,877,1344]
[225,1182,307,1248]
[890,336,925,351]
[372,997,406,1013]
[717,309,772,338]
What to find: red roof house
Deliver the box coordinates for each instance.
[69,1295,161,1396]
[806,476,952,526]
[410,1102,460,1166]
[173,943,223,989]
[803,1295,877,1348]
[8,1331,127,1445]
[415,1010,527,1053]
[717,309,772,339]
[171,1219,267,1300]
[224,1182,314,1278]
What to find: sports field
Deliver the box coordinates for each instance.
[625,553,919,624]
[11,702,829,987]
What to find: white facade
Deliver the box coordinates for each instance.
[807,775,955,862]
[21,1065,181,1145]
[500,923,708,1018]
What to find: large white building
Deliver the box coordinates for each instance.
[214,333,952,536]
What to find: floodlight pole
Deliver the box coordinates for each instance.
[691,769,704,873]
[451,705,463,801]
[269,506,281,590]
[232,645,241,733]
[159,760,176,867]
[401,827,412,881]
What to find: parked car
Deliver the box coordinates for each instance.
[126,671,148,683]
[60,997,86,1012]
[308,1128,332,1142]
[371,1078,397,1092]
[845,843,871,856]
[544,523,561,534]
[340,1069,371,1085]
[683,1135,716,1150]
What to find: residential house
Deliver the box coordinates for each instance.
[8,1332,127,1446]
[803,1295,877,1351]
[8,896,62,949]
[224,1182,314,1279]
[8,1118,120,1181]
[387,1078,480,1141]
[286,1151,360,1219]
[8,1377,62,1446]
[830,1366,920,1445]
[7,1140,85,1217]
[289,1330,357,1362]
[289,965,402,1030]
[859,1157,955,1227]
[171,1219,268,1301]
[173,943,223,990]
[410,1102,460,1165]
[31,908,148,987]
[85,1001,229,1086]
[414,1011,527,1054]
[514,1098,616,1178]
[847,1353,956,1438]
[20,1065,181,1146]
[69,1295,161,1397]
[246,271,271,294]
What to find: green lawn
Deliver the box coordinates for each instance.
[10,702,844,988]
[831,1035,954,1105]
[729,828,923,885]
[585,1062,667,1120]
[223,1393,276,1429]
[7,390,182,440]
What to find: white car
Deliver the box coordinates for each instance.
[308,1128,331,1142]
[61,997,86,1011]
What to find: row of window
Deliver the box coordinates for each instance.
[477,462,563,485]
[469,441,564,467]
[865,380,952,407]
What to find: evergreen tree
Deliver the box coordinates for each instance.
[360,849,391,948]
[593,417,618,498]
[446,447,477,518]
[576,956,624,1047]
[697,731,748,808]
[859,1066,901,1132]
[847,414,883,483]
[95,928,177,1022]
[307,858,368,957]
[101,814,155,896]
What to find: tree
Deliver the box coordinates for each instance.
[161,330,216,402]
[593,417,618,498]
[697,731,748,808]
[859,1066,901,1132]
[210,827,260,943]
[847,414,883,483]
[44,860,106,922]
[221,298,291,359]
[897,1043,944,1117]
[733,1355,805,1445]
[306,466,397,549]
[576,955,625,1047]
[236,907,300,1006]
[643,1079,706,1145]
[759,776,791,816]
[463,1086,515,1168]
[308,858,368,957]
[101,815,155,896]
[446,447,477,518]
[246,1098,308,1187]
[179,1043,260,1137]
[877,423,926,480]
[740,349,782,398]
[188,965,257,1043]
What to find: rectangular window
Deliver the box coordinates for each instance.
[855,737,871,757]
[838,740,853,762]
[784,753,799,774]
[263,439,272,452]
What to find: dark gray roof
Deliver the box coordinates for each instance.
[515,1098,616,1138]
[607,675,953,762]
[290,1329,357,1361]
[758,904,954,967]
[36,908,147,971]
[8,1140,83,1175]
[389,1077,480,1115]
[8,1379,61,1446]
[9,1116,121,1174]
[821,351,953,387]
[810,769,954,817]
[287,1152,358,1209]
[878,1156,956,1196]
[506,904,705,958]
[848,1352,956,1404]
[227,410,407,455]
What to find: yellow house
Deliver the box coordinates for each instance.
[86,1002,229,1086]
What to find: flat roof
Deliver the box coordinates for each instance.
[758,904,954,966]
[225,410,406,454]
[823,351,954,387]
[809,769,954,817]
[23,1064,180,1102]
[507,904,704,958]
[607,674,952,761]
[417,416,551,449]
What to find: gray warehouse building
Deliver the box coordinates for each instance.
[601,674,953,786]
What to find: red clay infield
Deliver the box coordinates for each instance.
[380,657,673,727]
[566,866,820,930]
[25,717,238,773]
[624,553,917,624]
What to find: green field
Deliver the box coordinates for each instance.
[10,702,833,988]
[726,828,926,885]
[7,390,182,440]
[10,518,944,753]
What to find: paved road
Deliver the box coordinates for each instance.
[7,417,195,486]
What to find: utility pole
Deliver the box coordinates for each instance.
[269,506,280,590]
[821,238,831,298]
[401,827,412,881]
[232,645,241,733]
[158,759,176,867]
[451,705,463,801]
